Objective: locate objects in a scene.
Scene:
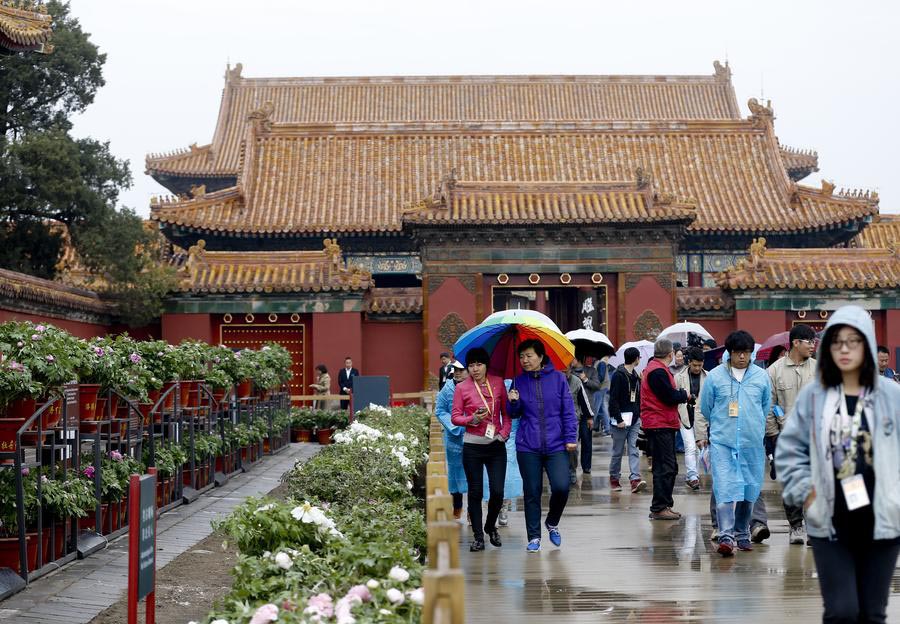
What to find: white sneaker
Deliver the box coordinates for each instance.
[789,526,806,545]
[498,509,509,527]
[710,529,719,542]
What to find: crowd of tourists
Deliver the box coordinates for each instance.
[435,305,900,622]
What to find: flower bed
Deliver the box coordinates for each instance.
[206,405,429,624]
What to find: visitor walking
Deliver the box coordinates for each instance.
[565,361,595,483]
[309,364,334,410]
[641,338,691,521]
[338,356,359,410]
[877,345,897,381]
[508,339,578,552]
[777,305,900,622]
[674,347,705,491]
[591,356,612,435]
[767,324,817,544]
[698,330,770,557]
[435,360,468,520]
[608,346,645,494]
[451,347,511,552]
[438,352,454,390]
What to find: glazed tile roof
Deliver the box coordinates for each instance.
[779,145,819,179]
[716,238,900,290]
[146,62,742,179]
[850,214,900,249]
[174,240,371,294]
[403,179,696,226]
[0,1,52,53]
[0,268,111,315]
[676,288,734,312]
[150,119,876,236]
[365,288,423,314]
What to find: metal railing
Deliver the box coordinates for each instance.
[423,414,464,624]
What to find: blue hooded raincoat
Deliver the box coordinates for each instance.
[699,361,772,504]
[435,379,467,494]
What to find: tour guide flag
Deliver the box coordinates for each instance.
[452,309,576,378]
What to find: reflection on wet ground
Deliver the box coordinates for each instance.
[462,435,900,623]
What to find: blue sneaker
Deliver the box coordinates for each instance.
[546,524,562,547]
[526,538,542,553]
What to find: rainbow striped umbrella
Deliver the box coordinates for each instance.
[453,310,575,379]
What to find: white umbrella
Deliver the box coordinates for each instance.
[608,340,655,374]
[657,322,713,346]
[565,329,616,359]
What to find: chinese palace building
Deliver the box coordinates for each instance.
[3,61,898,393]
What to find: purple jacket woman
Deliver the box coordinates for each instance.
[508,340,579,552]
[509,363,578,454]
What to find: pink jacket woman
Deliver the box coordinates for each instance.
[451,375,512,440]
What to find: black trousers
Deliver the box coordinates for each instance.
[462,440,507,539]
[810,536,900,623]
[645,428,678,513]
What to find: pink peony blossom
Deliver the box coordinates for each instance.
[129,353,142,364]
[16,341,23,347]
[35,325,46,332]
[82,465,95,479]
[20,467,29,476]
[109,450,123,461]
[346,585,372,602]
[249,603,279,624]
[335,595,362,624]
[46,355,55,362]
[31,334,40,341]
[93,346,105,357]
[305,593,334,617]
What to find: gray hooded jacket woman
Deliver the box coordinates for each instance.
[776,305,900,540]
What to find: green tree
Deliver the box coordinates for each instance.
[0,1,176,325]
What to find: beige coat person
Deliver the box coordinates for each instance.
[766,356,816,437]
[310,372,335,410]
[674,366,708,441]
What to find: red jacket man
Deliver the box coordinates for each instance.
[639,339,691,520]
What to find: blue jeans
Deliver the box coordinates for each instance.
[592,388,610,432]
[710,490,768,529]
[716,500,753,543]
[609,418,641,481]
[517,450,570,541]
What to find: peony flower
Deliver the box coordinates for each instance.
[346,585,371,602]
[82,465,95,479]
[16,341,24,347]
[274,551,293,570]
[379,609,392,615]
[31,334,40,341]
[109,450,123,461]
[41,475,49,483]
[129,353,142,364]
[335,595,361,624]
[408,587,425,605]
[389,566,410,582]
[255,503,276,514]
[93,346,105,357]
[35,325,46,332]
[305,593,334,618]
[386,588,405,605]
[45,355,55,362]
[249,603,279,624]
[406,481,413,490]
[366,579,380,590]
[20,467,29,476]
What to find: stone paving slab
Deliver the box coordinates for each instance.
[0,443,317,623]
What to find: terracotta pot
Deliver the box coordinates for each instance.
[317,427,335,445]
[0,534,37,572]
[263,438,271,453]
[161,381,177,410]
[40,523,69,562]
[179,381,198,408]
[0,417,26,453]
[77,384,101,421]
[211,388,227,403]
[138,403,154,427]
[147,388,161,406]
[236,379,253,399]
[78,504,108,533]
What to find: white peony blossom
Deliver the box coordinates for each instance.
[406,481,413,490]
[389,565,410,582]
[255,503,275,514]
[386,588,405,605]
[274,551,293,570]
[408,587,425,605]
[379,609,392,615]
[366,579,380,589]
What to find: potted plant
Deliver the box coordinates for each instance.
[0,321,80,430]
[253,343,293,398]
[290,407,315,442]
[0,466,39,571]
[315,410,341,445]
[204,345,243,403]
[169,341,209,408]
[133,339,174,410]
[0,358,43,449]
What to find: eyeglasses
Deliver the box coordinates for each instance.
[797,339,816,346]
[829,337,864,351]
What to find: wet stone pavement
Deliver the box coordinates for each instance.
[462,434,900,623]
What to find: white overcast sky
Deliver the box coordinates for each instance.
[70,0,899,217]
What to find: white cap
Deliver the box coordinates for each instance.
[450,360,465,369]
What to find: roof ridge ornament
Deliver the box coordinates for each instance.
[634,166,652,190]
[747,98,774,128]
[246,100,275,132]
[748,237,767,268]
[820,179,835,196]
[189,184,206,199]
[226,62,243,83]
[713,60,731,82]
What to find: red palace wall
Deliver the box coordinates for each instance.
[735,310,787,344]
[0,309,110,339]
[162,313,214,344]
[693,319,736,346]
[425,277,477,386]
[362,320,424,393]
[622,276,676,343]
[311,312,363,384]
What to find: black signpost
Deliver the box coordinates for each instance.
[127,469,156,624]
